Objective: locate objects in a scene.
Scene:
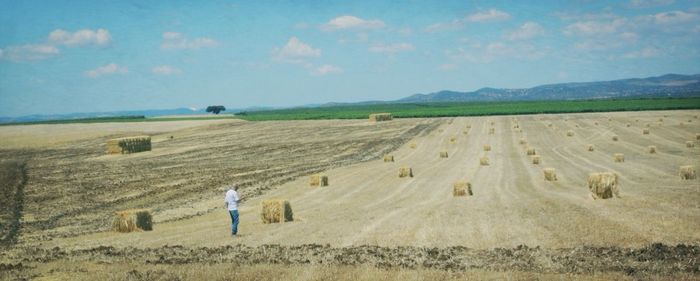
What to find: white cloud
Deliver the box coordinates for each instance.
[563,18,627,36]
[0,44,59,62]
[48,28,111,47]
[505,22,545,40]
[84,63,128,78]
[161,32,218,50]
[311,64,342,76]
[368,43,415,54]
[271,37,320,64]
[151,65,182,75]
[423,20,465,33]
[338,32,369,44]
[321,15,385,31]
[446,42,547,63]
[653,10,699,24]
[467,9,511,22]
[628,0,674,8]
[623,47,660,58]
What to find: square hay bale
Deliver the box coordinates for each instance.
[112,209,152,233]
[466,125,472,129]
[462,130,469,135]
[513,124,520,129]
[479,156,490,166]
[526,147,536,156]
[261,199,293,224]
[548,123,553,127]
[106,136,152,154]
[643,128,650,135]
[490,121,495,126]
[531,155,541,164]
[112,211,137,233]
[686,141,695,148]
[438,129,444,133]
[369,113,393,122]
[587,172,620,199]
[658,118,663,122]
[648,146,657,154]
[608,118,612,122]
[566,130,574,137]
[309,174,329,187]
[587,144,595,151]
[453,181,473,197]
[519,138,527,145]
[399,167,413,178]
[613,153,625,162]
[543,168,557,181]
[449,136,457,144]
[439,151,449,158]
[383,154,394,162]
[626,123,631,127]
[696,133,700,140]
[594,122,599,126]
[409,142,417,149]
[612,135,619,141]
[483,144,491,151]
[645,123,651,128]
[489,128,495,134]
[679,165,696,180]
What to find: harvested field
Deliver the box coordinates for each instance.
[1,110,699,279]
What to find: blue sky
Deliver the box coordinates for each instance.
[1,0,699,116]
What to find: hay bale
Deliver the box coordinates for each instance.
[449,136,457,144]
[626,123,631,127]
[679,165,696,180]
[526,147,536,156]
[513,124,520,129]
[479,156,490,166]
[658,118,663,122]
[547,123,553,127]
[587,144,595,151]
[645,123,651,128]
[439,151,448,158]
[543,168,557,181]
[261,199,293,224]
[462,130,469,135]
[594,122,599,126]
[490,121,495,126]
[112,212,137,233]
[489,128,495,134]
[519,138,527,145]
[309,174,329,187]
[648,146,657,154]
[696,133,700,140]
[409,143,417,149]
[483,144,491,151]
[106,136,151,154]
[453,181,473,197]
[383,154,394,162]
[399,167,413,178]
[566,130,574,137]
[112,209,152,232]
[531,155,541,164]
[643,128,650,135]
[587,172,620,199]
[613,153,624,162]
[465,125,472,129]
[368,113,393,122]
[686,141,695,148]
[612,135,619,141]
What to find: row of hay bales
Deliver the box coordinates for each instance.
[106,136,152,154]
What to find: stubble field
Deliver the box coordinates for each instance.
[1,110,699,280]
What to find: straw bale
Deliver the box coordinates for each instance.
[261,199,293,223]
[587,172,620,199]
[543,168,557,181]
[309,174,329,187]
[453,181,473,197]
[679,165,696,180]
[399,167,413,178]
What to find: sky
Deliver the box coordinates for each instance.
[1,0,699,117]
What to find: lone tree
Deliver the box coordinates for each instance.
[206,105,226,114]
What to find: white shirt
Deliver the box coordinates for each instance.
[225,189,240,210]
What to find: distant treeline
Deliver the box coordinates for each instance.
[0,115,146,126]
[235,97,700,121]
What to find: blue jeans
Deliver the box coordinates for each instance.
[229,210,239,235]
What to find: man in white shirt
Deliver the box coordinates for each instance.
[224,186,240,236]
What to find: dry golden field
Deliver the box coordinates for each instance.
[1,110,699,280]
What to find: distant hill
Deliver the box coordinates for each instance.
[398,74,700,103]
[0,108,204,124]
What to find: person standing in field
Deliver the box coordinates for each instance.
[224,186,240,236]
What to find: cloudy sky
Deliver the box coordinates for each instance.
[1,0,699,116]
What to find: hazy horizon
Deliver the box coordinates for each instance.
[2,1,700,117]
